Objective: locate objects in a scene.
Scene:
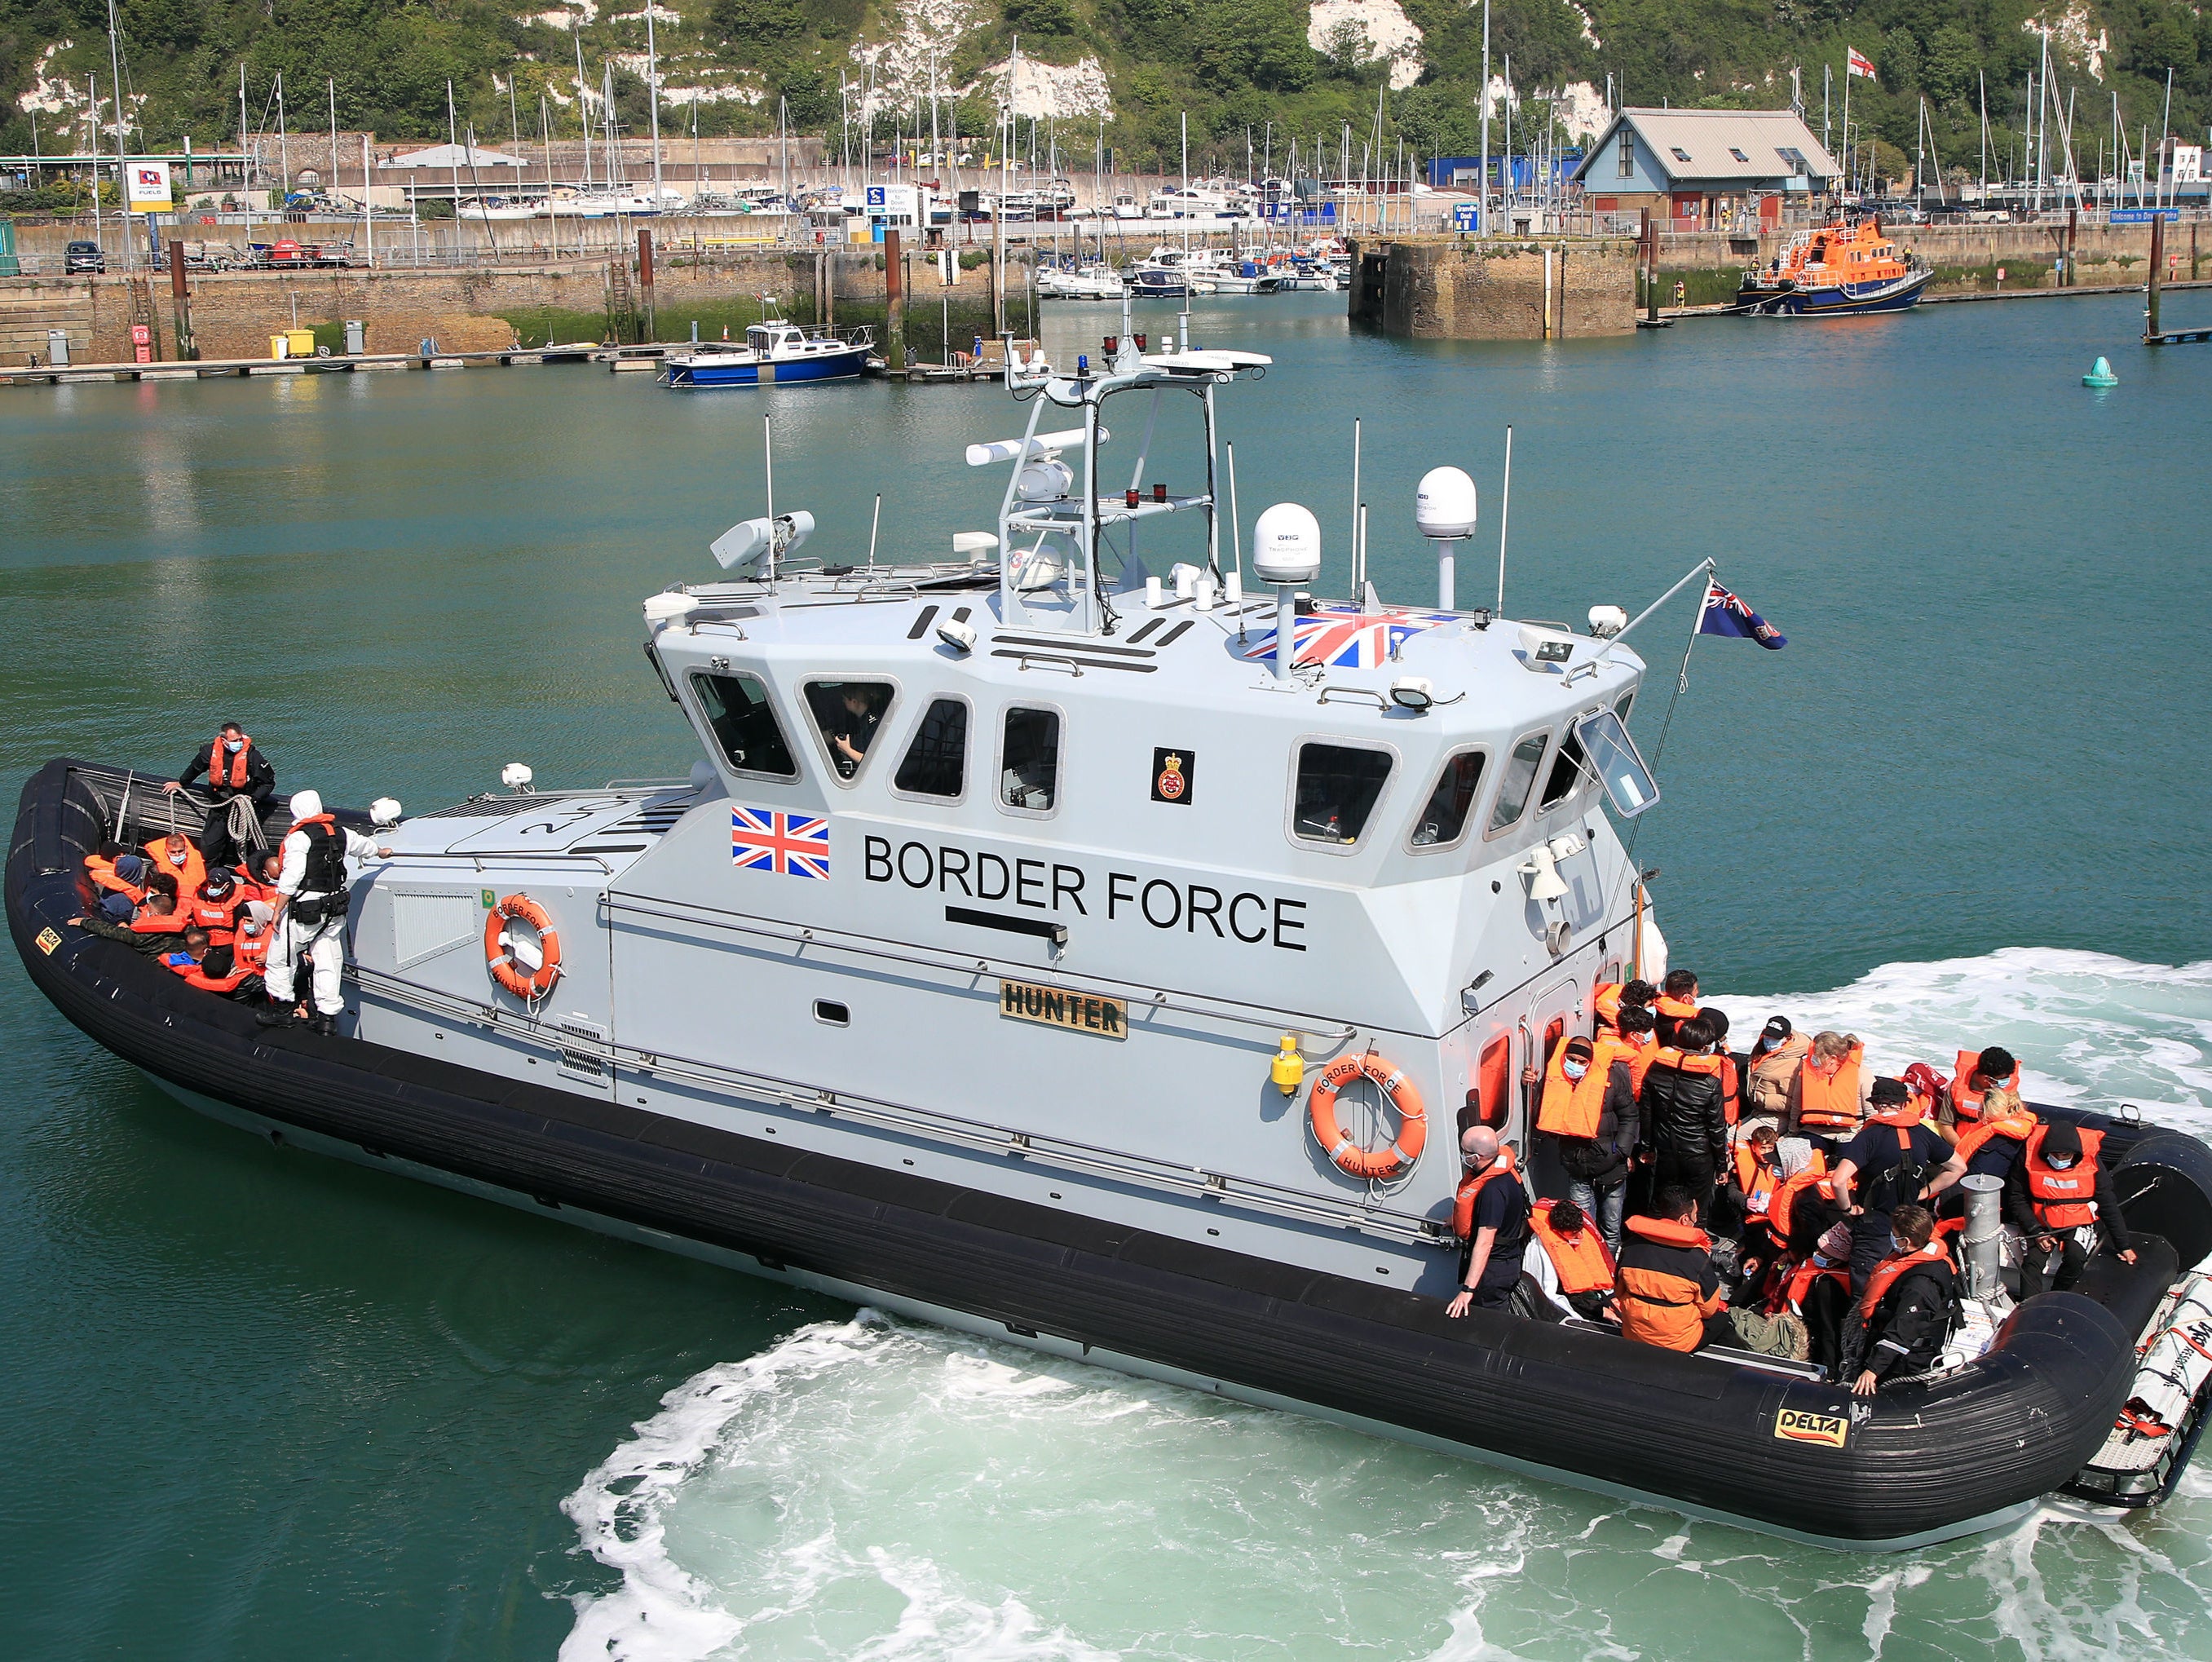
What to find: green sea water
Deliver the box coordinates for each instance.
[3,290,2210,1660]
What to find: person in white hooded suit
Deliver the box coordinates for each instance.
[256,790,390,1036]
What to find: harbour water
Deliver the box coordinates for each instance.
[2,290,2208,1658]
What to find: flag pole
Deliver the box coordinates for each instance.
[1570,557,1714,682]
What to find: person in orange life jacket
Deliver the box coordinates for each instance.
[1899,1060,1959,1148]
[2003,1121,2135,1293]
[240,848,285,909]
[1594,977,1656,1040]
[144,830,207,901]
[165,723,276,865]
[1653,970,1700,1046]
[1446,1127,1532,1317]
[1536,1036,1640,1256]
[1743,1015,1811,1129]
[1953,1085,2038,1185]
[186,866,245,939]
[1722,1123,1787,1266]
[1514,1198,1618,1322]
[1614,1003,1660,1094]
[1830,1077,1966,1290]
[1614,1186,1733,1352]
[1639,1015,1731,1226]
[255,789,393,1035]
[161,926,214,979]
[68,880,185,951]
[1947,1045,2019,1127]
[86,849,153,907]
[1844,1205,1957,1395]
[1701,1006,1744,1127]
[1777,1219,1858,1375]
[1789,1029,1874,1156]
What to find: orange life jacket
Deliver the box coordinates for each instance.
[1530,1198,1615,1295]
[188,885,241,935]
[1796,1043,1866,1131]
[209,734,255,791]
[126,904,186,935]
[1618,1033,1659,1094]
[1592,983,1624,1037]
[1855,1240,1950,1324]
[231,928,271,972]
[1451,1147,1522,1240]
[1955,1110,2039,1167]
[1615,1215,1724,1351]
[1949,1050,2020,1125]
[1655,993,1699,1024]
[144,837,207,900]
[1783,1257,1850,1312]
[84,853,150,903]
[1536,1044,1612,1139]
[1733,1142,1784,1218]
[1766,1151,1832,1244]
[1719,1054,1742,1127]
[2022,1125,2105,1231]
[1636,1046,1725,1103]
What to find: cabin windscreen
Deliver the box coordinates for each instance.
[1538,728,1588,813]
[1486,732,1549,833]
[803,679,895,781]
[895,698,969,798]
[1293,743,1393,845]
[692,671,800,780]
[1410,749,1487,850]
[1571,707,1662,818]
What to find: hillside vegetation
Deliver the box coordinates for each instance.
[1,0,2205,182]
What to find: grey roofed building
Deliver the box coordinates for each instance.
[1572,108,1838,228]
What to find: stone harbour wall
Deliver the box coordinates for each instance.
[1349,237,1640,339]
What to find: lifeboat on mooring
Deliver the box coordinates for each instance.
[1733,218,1932,316]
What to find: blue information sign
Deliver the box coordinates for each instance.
[2110,208,2179,223]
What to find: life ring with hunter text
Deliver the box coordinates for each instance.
[484,893,562,1000]
[1309,1052,1427,1179]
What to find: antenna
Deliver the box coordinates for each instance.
[1349,417,1362,602]
[867,493,882,569]
[1226,439,1243,586]
[763,417,777,580]
[1495,424,1513,614]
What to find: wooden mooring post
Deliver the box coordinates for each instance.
[167,241,197,360]
[885,227,907,372]
[2145,215,2164,341]
[637,228,657,344]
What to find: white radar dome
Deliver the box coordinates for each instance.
[1251,502,1322,586]
[1415,466,1479,540]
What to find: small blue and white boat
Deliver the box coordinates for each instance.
[661,321,875,388]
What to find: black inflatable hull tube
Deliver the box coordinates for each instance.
[2,760,2186,1549]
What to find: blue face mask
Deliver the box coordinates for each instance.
[2046,1155,2077,1170]
[224,739,244,753]
[1890,1236,1909,1255]
[1562,1059,1588,1081]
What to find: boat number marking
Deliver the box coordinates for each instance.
[1001,978,1126,1040]
[1773,1408,1848,1448]
[863,836,1306,951]
[34,926,61,955]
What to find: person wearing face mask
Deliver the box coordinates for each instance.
[2004,1121,2137,1293]
[1446,1127,1532,1317]
[1535,1035,1639,1256]
[1844,1205,1957,1395]
[164,723,277,866]
[1636,1015,1731,1227]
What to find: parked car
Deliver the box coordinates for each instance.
[64,240,105,274]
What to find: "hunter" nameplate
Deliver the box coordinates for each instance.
[999,978,1127,1040]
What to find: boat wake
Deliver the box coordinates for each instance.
[557,951,2212,1661]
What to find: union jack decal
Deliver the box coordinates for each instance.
[1240,602,1459,670]
[731,807,831,878]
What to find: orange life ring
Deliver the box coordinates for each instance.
[1309,1052,1428,1179]
[484,894,561,1000]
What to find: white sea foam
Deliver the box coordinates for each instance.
[561,953,2212,1660]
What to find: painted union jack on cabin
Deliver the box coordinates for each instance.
[731,807,832,878]
[1239,603,1459,671]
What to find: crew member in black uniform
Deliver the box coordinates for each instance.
[164,722,276,865]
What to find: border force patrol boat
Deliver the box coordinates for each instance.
[12,308,2212,1551]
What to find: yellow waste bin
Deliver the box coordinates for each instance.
[269,334,290,360]
[285,328,316,358]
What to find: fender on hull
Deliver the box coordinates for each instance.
[7,758,2189,1549]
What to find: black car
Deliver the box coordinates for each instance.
[64,240,105,274]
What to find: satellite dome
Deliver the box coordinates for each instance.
[1415,467,1478,540]
[1251,502,1322,586]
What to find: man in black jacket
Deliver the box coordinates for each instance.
[1637,1015,1730,1227]
[1847,1205,1956,1394]
[164,721,276,865]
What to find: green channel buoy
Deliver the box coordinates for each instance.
[2082,356,2118,387]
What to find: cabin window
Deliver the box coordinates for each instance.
[1615,691,1636,726]
[999,706,1062,813]
[1409,749,1487,851]
[801,679,896,783]
[893,697,969,800]
[1293,742,1393,846]
[1618,135,1635,178]
[691,671,798,780]
[1486,732,1549,834]
[1539,727,1588,813]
